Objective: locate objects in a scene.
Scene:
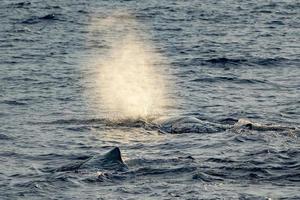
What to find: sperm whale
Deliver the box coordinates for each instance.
[150,116,298,135]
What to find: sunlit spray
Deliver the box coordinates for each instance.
[85,12,172,121]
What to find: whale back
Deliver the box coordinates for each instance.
[53,147,127,172]
[154,116,225,133]
[80,147,127,171]
[233,118,297,132]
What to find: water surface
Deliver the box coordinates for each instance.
[0,0,299,199]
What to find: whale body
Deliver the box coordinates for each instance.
[232,118,299,134]
[152,116,227,134]
[149,116,298,135]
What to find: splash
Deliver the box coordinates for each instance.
[85,12,171,121]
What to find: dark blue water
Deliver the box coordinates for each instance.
[1,0,299,199]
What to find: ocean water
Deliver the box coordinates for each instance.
[0,0,299,199]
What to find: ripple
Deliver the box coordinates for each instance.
[21,13,62,24]
[0,133,12,140]
[1,0,299,199]
[190,76,268,84]
[1,100,27,106]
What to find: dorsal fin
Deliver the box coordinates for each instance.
[50,147,126,172]
[104,147,123,163]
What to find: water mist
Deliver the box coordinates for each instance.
[85,12,171,121]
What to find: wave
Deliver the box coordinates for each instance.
[189,57,298,68]
[36,118,106,125]
[7,2,31,8]
[132,166,197,176]
[0,134,12,140]
[205,57,247,65]
[1,100,27,106]
[21,13,62,24]
[190,76,268,84]
[192,172,224,182]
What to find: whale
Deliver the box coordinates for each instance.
[152,116,227,134]
[232,118,299,134]
[48,147,128,173]
[43,115,298,135]
[146,116,298,135]
[105,115,298,134]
